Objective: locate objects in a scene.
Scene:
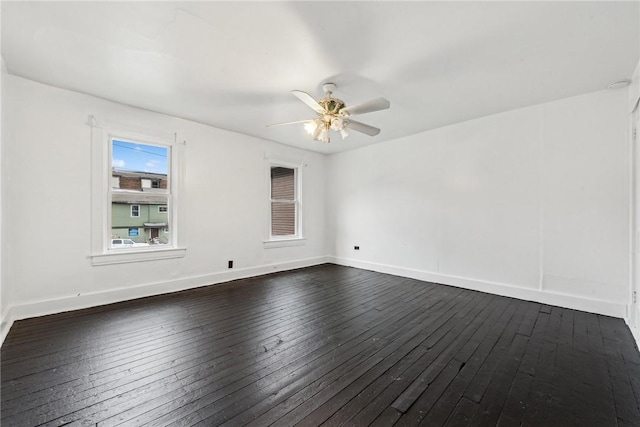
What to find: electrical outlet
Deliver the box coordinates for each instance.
[354,246,360,250]
[228,260,233,269]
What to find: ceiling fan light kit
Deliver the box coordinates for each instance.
[269,82,390,143]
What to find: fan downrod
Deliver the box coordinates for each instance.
[322,82,337,95]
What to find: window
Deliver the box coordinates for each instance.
[111,139,170,249]
[89,119,186,265]
[267,163,302,245]
[141,179,161,189]
[270,167,297,236]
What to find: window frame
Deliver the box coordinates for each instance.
[264,159,305,248]
[130,204,141,218]
[90,119,186,265]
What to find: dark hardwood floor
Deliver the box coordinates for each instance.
[2,264,640,426]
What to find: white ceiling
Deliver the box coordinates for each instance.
[2,1,639,154]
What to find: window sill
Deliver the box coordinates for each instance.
[91,247,186,266]
[263,238,306,249]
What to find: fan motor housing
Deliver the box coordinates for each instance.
[318,97,346,115]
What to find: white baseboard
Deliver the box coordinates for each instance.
[0,256,329,346]
[329,257,627,319]
[1,309,12,347]
[625,318,640,350]
[2,256,629,347]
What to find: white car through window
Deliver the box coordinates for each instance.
[111,239,149,248]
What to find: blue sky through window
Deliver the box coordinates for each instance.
[112,139,168,175]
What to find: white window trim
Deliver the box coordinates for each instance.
[264,158,304,247]
[158,205,168,213]
[263,238,307,248]
[91,246,187,266]
[130,205,140,218]
[89,117,186,265]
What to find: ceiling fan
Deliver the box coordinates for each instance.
[268,83,390,143]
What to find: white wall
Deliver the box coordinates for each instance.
[629,59,640,343]
[0,56,5,336]
[1,74,633,343]
[629,61,639,114]
[1,75,327,340]
[327,89,630,317]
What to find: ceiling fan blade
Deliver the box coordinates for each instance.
[292,90,325,114]
[347,120,381,136]
[341,97,390,116]
[267,119,314,128]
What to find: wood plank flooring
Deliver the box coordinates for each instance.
[2,264,640,426]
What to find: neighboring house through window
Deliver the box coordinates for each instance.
[111,139,170,247]
[89,117,186,265]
